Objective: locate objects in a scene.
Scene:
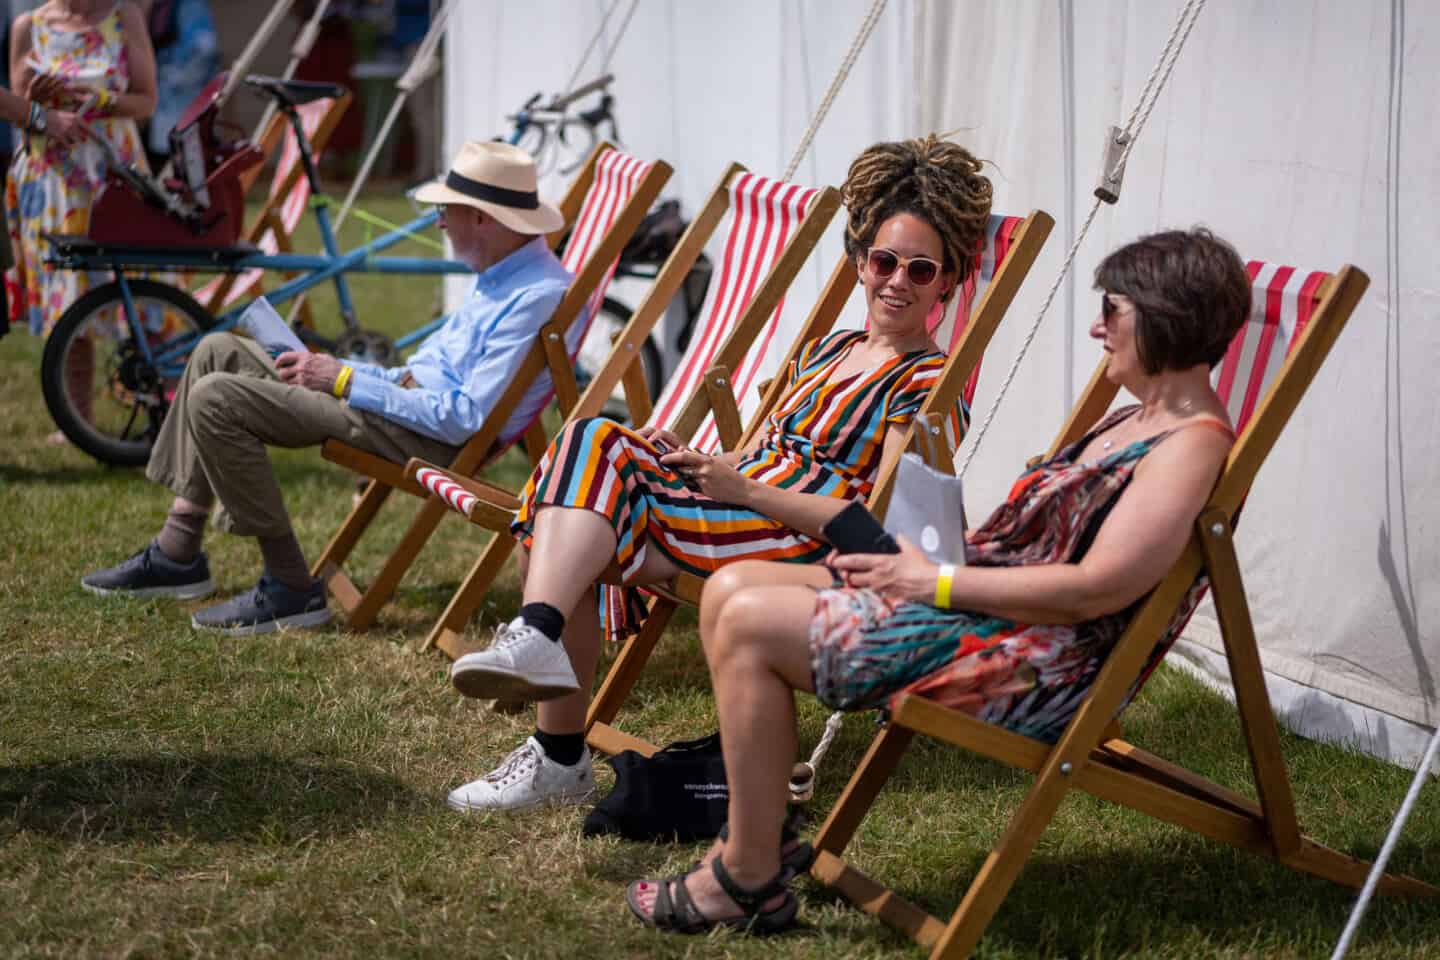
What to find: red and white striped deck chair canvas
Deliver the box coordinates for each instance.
[311,145,672,632]
[1214,261,1329,430]
[647,173,826,453]
[195,96,347,313]
[502,149,657,445]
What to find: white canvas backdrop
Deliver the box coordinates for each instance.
[445,0,1438,768]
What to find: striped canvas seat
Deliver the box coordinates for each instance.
[648,173,824,453]
[502,148,657,444]
[195,97,342,310]
[1215,260,1330,430]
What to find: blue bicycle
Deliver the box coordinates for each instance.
[42,77,487,467]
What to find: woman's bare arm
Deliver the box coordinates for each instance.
[10,12,34,96]
[834,423,1232,623]
[106,2,156,119]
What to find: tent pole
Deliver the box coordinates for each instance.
[249,0,335,145]
[1330,724,1440,960]
[333,0,453,233]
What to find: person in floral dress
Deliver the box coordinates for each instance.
[627,227,1252,935]
[6,0,155,438]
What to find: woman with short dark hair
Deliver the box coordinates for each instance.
[625,227,1250,935]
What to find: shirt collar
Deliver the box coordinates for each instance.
[472,235,551,294]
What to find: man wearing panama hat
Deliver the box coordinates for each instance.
[81,142,574,637]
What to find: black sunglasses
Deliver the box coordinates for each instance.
[1101,293,1118,319]
[866,247,941,287]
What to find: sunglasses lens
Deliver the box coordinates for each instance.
[1101,295,1114,318]
[907,259,938,286]
[868,249,899,277]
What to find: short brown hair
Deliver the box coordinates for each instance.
[1094,228,1251,373]
[840,136,993,298]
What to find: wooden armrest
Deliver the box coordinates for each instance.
[702,364,744,451]
[322,439,426,496]
[402,457,523,512]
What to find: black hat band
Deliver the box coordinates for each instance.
[444,171,540,210]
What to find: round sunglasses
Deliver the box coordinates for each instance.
[865,247,942,287]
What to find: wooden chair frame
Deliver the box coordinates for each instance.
[311,143,673,629]
[199,91,354,325]
[807,263,1436,959]
[582,209,1055,760]
[402,165,843,657]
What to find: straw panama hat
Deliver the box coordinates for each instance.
[414,141,564,235]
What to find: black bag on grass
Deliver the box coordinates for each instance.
[583,732,727,842]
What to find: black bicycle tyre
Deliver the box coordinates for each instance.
[41,279,217,467]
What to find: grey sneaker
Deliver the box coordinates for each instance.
[450,617,580,701]
[81,542,215,600]
[447,737,595,813]
[190,575,330,636]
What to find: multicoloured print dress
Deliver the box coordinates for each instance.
[808,406,1233,743]
[512,331,962,633]
[6,5,147,334]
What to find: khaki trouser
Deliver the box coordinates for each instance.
[145,333,459,539]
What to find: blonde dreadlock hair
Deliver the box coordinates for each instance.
[840,135,993,299]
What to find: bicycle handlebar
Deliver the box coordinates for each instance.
[546,73,614,111]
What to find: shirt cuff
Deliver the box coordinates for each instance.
[344,371,397,414]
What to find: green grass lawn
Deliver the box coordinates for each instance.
[1,195,1436,958]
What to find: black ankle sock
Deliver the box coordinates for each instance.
[519,601,565,643]
[533,729,585,766]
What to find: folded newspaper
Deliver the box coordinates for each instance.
[237,296,306,357]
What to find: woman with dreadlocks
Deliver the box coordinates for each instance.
[443,137,994,817]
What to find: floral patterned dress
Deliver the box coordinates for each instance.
[807,405,1233,743]
[6,4,146,335]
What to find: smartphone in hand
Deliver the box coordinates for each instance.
[822,501,901,555]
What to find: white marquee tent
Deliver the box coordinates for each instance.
[444,0,1438,769]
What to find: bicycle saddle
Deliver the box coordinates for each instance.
[244,75,348,107]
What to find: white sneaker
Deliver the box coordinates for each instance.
[447,737,595,813]
[450,617,580,701]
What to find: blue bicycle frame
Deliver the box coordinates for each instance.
[51,206,472,382]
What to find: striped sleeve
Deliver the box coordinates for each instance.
[884,353,945,425]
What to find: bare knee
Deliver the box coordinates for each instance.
[705,586,774,665]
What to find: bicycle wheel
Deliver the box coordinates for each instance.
[514,123,557,177]
[574,297,662,422]
[41,279,217,467]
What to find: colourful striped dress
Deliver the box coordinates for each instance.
[512,331,961,621]
[808,406,1233,743]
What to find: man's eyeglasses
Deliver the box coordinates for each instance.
[865,247,941,287]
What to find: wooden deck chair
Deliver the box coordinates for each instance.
[581,209,1054,760]
[195,92,353,325]
[310,144,673,629]
[808,260,1437,959]
[405,167,842,658]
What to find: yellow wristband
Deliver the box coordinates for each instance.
[332,365,352,399]
[934,563,956,609]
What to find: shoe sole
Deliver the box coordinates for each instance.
[82,578,216,601]
[191,607,332,637]
[445,787,595,814]
[450,663,580,702]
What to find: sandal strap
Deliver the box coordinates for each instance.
[651,873,708,933]
[709,857,787,912]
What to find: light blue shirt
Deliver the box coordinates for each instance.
[346,236,573,447]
